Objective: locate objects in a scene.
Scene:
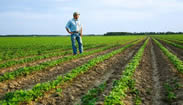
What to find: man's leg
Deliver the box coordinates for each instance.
[71,34,77,55]
[76,35,83,54]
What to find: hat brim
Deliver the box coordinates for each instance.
[73,13,80,16]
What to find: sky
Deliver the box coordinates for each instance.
[0,0,183,35]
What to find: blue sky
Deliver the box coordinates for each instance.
[0,0,183,35]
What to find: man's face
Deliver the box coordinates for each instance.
[74,14,79,20]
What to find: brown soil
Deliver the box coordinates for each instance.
[0,48,67,65]
[123,39,154,105]
[0,40,139,99]
[168,40,183,46]
[1,38,183,105]
[152,39,183,105]
[122,39,183,105]
[28,40,144,105]
[0,46,104,75]
[157,39,183,60]
[89,40,143,105]
[159,40,183,60]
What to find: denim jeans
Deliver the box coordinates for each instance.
[71,33,83,54]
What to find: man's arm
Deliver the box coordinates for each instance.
[65,20,73,35]
[66,28,73,34]
[80,27,83,37]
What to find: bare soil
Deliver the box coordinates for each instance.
[123,39,154,105]
[0,41,138,99]
[28,40,144,105]
[0,46,104,75]
[158,39,183,60]
[152,39,183,105]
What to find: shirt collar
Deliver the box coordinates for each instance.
[72,18,78,21]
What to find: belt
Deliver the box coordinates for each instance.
[72,31,79,33]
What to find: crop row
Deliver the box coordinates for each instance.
[157,38,183,49]
[77,38,148,105]
[76,38,148,105]
[152,35,183,44]
[104,38,149,105]
[0,42,129,83]
[0,38,142,105]
[0,44,105,69]
[0,44,71,62]
[80,82,107,105]
[0,36,144,61]
[153,38,183,73]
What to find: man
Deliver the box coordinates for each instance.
[65,12,83,55]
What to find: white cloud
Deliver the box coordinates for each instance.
[79,0,183,23]
[81,0,183,12]
[0,0,183,34]
[98,0,153,8]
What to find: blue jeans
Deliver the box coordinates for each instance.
[71,33,83,54]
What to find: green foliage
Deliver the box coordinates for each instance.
[0,39,142,105]
[152,35,183,44]
[164,83,176,102]
[104,38,149,105]
[153,38,183,73]
[0,44,103,69]
[0,44,121,82]
[0,36,145,61]
[163,79,183,103]
[81,83,106,105]
[159,39,183,49]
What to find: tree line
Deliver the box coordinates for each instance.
[104,32,183,36]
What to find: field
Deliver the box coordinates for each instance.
[0,35,183,105]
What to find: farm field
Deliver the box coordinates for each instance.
[0,35,183,105]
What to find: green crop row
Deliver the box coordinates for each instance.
[0,38,142,105]
[0,44,105,69]
[151,35,183,43]
[0,43,127,82]
[153,38,183,73]
[163,79,182,103]
[79,82,106,105]
[157,38,183,49]
[104,38,149,105]
[0,36,144,61]
[0,50,71,69]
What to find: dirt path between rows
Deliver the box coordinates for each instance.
[122,38,183,105]
[158,39,183,60]
[121,38,154,105]
[152,39,183,105]
[0,40,139,99]
[0,46,105,75]
[168,40,183,46]
[28,40,145,105]
[151,39,162,105]
[0,48,68,65]
[78,40,143,105]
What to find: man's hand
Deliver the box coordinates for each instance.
[69,32,73,34]
[80,33,82,37]
[66,28,73,35]
[80,27,83,37]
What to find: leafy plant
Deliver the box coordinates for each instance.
[0,44,121,82]
[0,39,142,105]
[0,44,104,69]
[81,83,106,105]
[104,38,149,105]
[164,83,176,102]
[159,38,183,49]
[153,38,183,73]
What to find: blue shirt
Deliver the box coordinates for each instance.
[65,18,82,32]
